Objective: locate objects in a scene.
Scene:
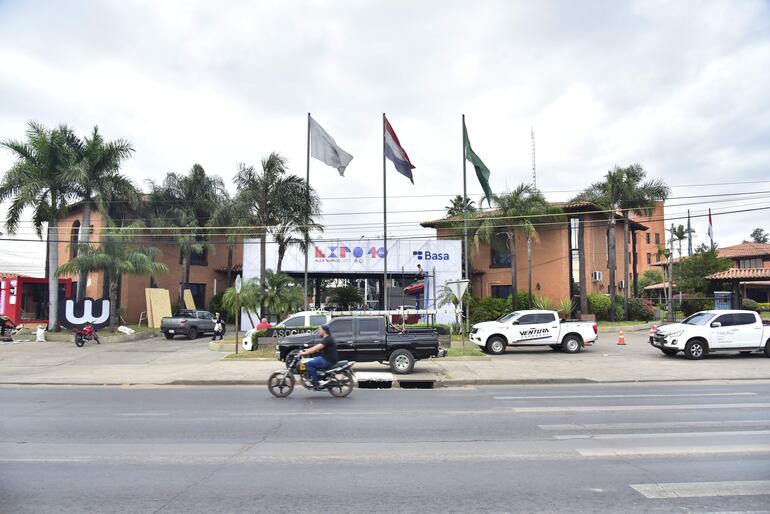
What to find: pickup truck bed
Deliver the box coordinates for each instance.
[276,315,447,374]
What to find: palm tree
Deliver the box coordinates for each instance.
[223,271,303,323]
[473,184,560,303]
[671,224,694,259]
[326,286,364,310]
[146,164,225,306]
[234,153,319,312]
[0,122,80,330]
[208,196,251,287]
[573,164,669,320]
[272,182,323,274]
[57,221,169,332]
[70,126,137,300]
[445,195,477,217]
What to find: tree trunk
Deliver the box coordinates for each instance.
[47,220,59,331]
[623,215,629,321]
[276,244,285,274]
[578,216,588,316]
[226,246,233,287]
[508,231,518,306]
[608,219,617,322]
[108,271,118,333]
[76,203,91,301]
[259,232,267,318]
[179,252,190,307]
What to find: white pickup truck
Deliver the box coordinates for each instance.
[651,309,770,359]
[469,310,598,355]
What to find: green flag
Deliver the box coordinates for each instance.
[463,121,493,207]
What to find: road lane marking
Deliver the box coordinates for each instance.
[555,429,770,440]
[539,420,770,431]
[630,480,770,499]
[512,403,770,413]
[578,445,770,457]
[119,413,170,417]
[494,393,757,400]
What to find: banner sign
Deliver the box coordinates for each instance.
[58,297,111,330]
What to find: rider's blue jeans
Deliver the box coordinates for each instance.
[304,356,332,385]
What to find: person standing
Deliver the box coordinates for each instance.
[211,312,225,341]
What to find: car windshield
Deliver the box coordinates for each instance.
[682,312,714,326]
[497,313,519,323]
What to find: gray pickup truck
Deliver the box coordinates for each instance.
[161,309,217,340]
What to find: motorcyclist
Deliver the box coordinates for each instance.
[299,324,338,389]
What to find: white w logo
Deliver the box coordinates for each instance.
[64,298,110,325]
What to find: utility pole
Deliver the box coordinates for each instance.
[531,127,536,188]
[668,224,675,322]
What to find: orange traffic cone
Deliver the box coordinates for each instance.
[617,329,626,345]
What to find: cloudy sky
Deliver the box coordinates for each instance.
[1,0,769,275]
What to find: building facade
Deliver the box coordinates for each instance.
[422,201,665,306]
[56,207,242,323]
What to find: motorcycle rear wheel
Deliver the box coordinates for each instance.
[75,336,85,347]
[328,371,354,398]
[268,371,295,398]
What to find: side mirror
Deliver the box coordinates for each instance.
[710,322,721,328]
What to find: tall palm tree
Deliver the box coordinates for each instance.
[273,185,323,273]
[234,153,319,312]
[445,195,477,217]
[573,164,669,320]
[208,195,251,287]
[222,271,303,323]
[0,122,80,330]
[473,184,560,302]
[70,126,137,300]
[671,224,694,259]
[146,164,226,306]
[57,221,169,332]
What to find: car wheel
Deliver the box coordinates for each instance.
[187,328,198,340]
[549,345,561,351]
[684,339,707,360]
[764,340,770,358]
[661,348,678,356]
[389,349,415,374]
[164,332,174,340]
[486,336,507,355]
[561,335,582,353]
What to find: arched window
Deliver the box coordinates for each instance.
[70,220,81,260]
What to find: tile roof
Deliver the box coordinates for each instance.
[705,268,770,280]
[717,242,770,258]
[214,264,243,274]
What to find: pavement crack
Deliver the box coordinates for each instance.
[151,420,283,513]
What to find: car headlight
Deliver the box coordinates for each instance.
[666,330,684,338]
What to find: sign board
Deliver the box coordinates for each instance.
[58,297,111,330]
[235,275,242,294]
[446,280,469,302]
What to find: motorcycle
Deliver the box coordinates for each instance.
[74,322,100,347]
[268,352,355,398]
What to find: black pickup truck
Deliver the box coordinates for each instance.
[275,316,447,374]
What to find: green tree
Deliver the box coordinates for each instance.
[671,224,695,259]
[473,184,561,304]
[222,271,303,323]
[673,244,732,295]
[573,164,669,320]
[638,269,664,291]
[208,195,251,287]
[234,153,318,312]
[146,164,225,306]
[750,227,769,244]
[445,195,476,217]
[70,126,137,300]
[0,122,80,330]
[56,221,169,332]
[272,183,322,274]
[326,286,364,310]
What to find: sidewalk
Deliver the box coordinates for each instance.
[1,329,768,387]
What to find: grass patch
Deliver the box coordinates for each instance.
[224,348,277,359]
[447,346,485,357]
[596,320,650,327]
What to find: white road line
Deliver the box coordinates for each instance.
[539,420,770,431]
[555,429,770,440]
[494,393,757,400]
[512,402,770,413]
[578,445,770,457]
[119,413,170,417]
[631,480,770,499]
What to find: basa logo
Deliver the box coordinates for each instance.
[412,250,450,261]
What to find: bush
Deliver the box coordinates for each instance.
[532,295,556,312]
[588,294,611,320]
[628,297,655,321]
[515,291,531,310]
[468,296,513,325]
[208,292,231,322]
[742,298,760,312]
[758,302,770,312]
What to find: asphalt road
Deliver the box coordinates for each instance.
[2,381,770,513]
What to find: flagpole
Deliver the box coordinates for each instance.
[462,114,470,335]
[304,113,310,309]
[687,209,692,257]
[382,113,388,311]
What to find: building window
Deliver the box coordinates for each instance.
[180,248,208,266]
[646,253,652,265]
[490,233,511,268]
[69,220,81,260]
[186,283,206,309]
[491,285,512,298]
[738,258,763,268]
[569,218,580,297]
[655,253,661,263]
[645,233,650,244]
[655,233,660,245]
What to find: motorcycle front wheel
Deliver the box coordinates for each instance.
[268,371,295,398]
[328,371,354,398]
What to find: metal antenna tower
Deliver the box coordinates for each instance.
[531,126,536,187]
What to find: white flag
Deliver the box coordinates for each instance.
[309,116,353,176]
